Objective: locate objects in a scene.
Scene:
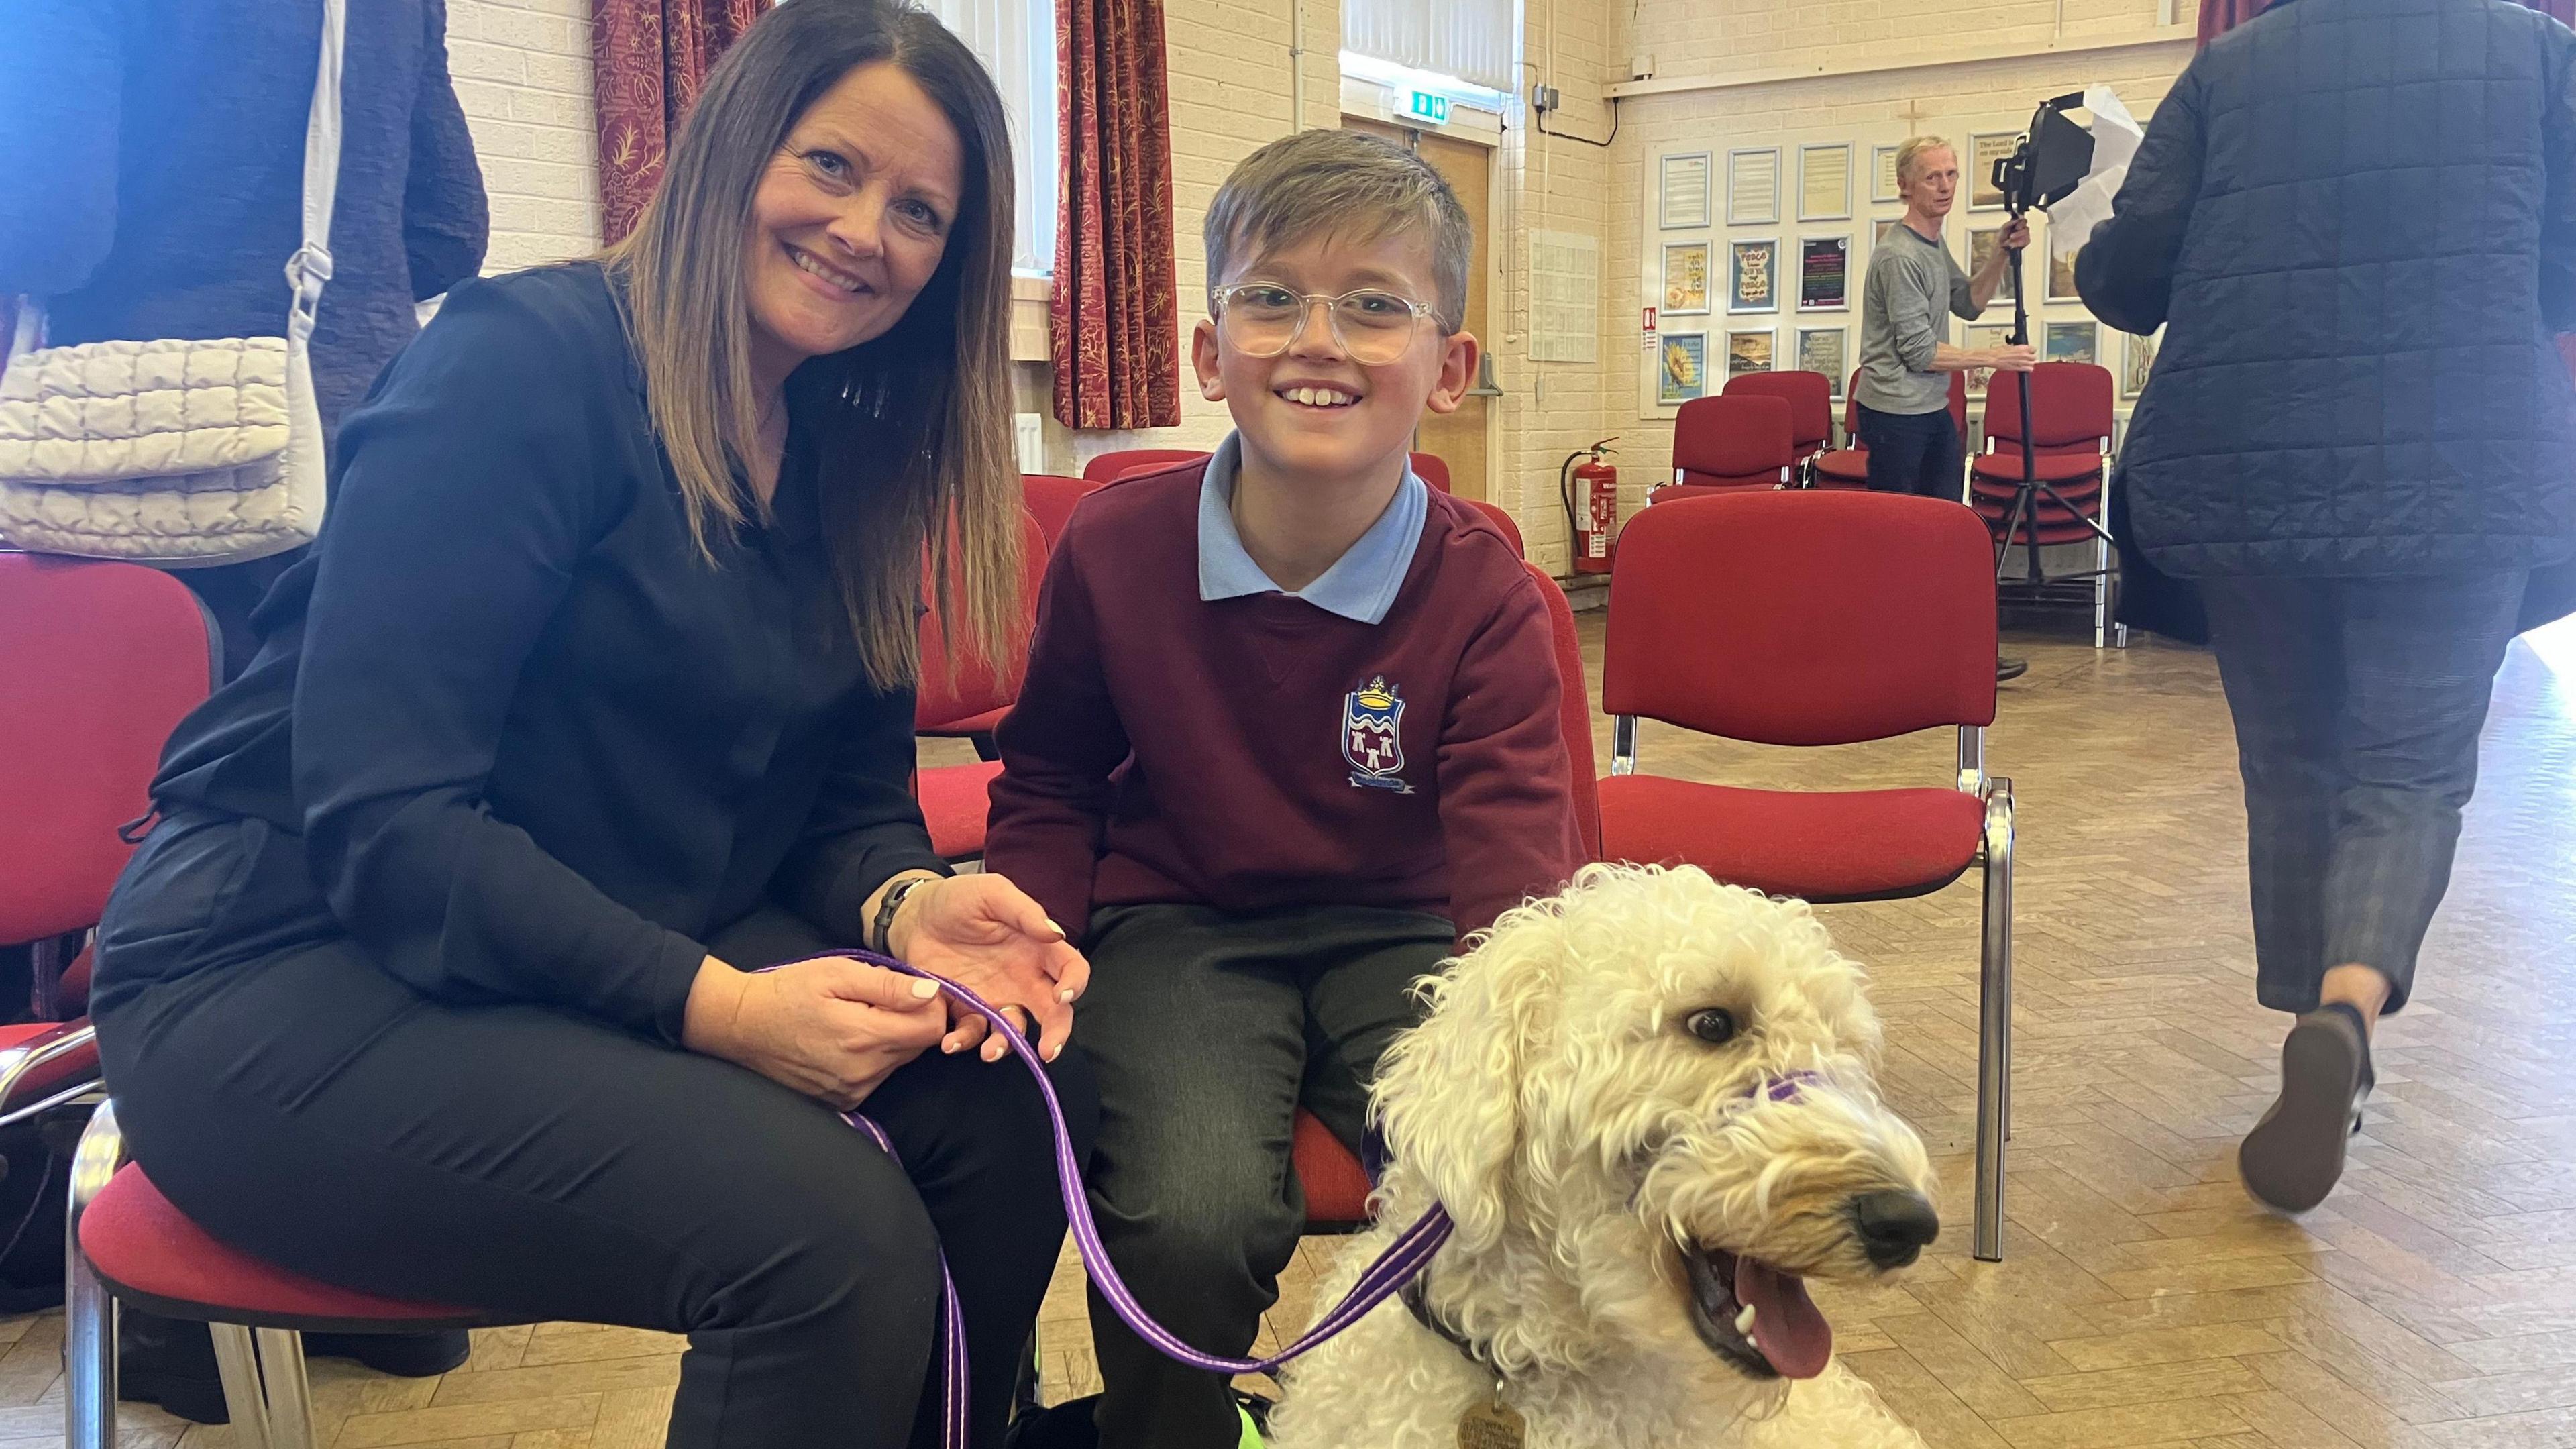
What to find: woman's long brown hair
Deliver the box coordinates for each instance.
[603,0,1020,690]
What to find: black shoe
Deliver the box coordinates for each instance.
[1996,656,2029,683]
[306,1328,472,1377]
[117,1313,229,1425]
[2240,1002,2374,1214]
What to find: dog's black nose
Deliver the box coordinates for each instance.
[1851,1191,1940,1269]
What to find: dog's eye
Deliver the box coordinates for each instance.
[1684,1008,1738,1044]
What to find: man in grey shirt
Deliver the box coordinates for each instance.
[1855,136,2034,498]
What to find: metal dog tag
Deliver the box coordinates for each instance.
[1457,1391,1527,1449]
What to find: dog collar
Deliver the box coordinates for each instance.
[1400,1263,1497,1371]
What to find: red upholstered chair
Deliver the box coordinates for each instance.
[1021,472,1099,552]
[1594,491,2016,1261]
[1408,451,1452,494]
[1296,560,1600,1228]
[1462,498,1525,557]
[1813,370,1969,490]
[1658,394,1794,500]
[1972,362,2122,647]
[916,511,1048,857]
[1081,448,1207,483]
[66,1101,508,1447]
[1722,370,1833,480]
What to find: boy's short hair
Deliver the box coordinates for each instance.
[1895,135,1955,186]
[1204,129,1473,335]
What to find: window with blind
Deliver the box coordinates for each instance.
[1340,0,1515,97]
[915,0,1059,276]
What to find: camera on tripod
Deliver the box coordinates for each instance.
[1991,93,2096,217]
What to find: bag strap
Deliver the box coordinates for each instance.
[286,0,349,347]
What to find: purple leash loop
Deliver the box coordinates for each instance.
[767,951,1454,1448]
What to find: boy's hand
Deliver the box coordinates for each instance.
[886,874,1090,1062]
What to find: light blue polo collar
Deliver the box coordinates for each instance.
[1196,433,1426,625]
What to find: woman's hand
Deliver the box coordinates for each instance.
[681,957,949,1109]
[884,873,1089,1063]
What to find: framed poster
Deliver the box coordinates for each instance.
[2121,328,2161,398]
[1872,144,1904,203]
[1729,239,1780,313]
[1968,225,2003,278]
[1660,152,1712,230]
[1796,326,1848,395]
[1798,236,1849,311]
[2047,244,2082,303]
[2045,319,2100,365]
[1799,143,1853,221]
[1969,131,2017,211]
[1725,327,1776,379]
[1727,148,1780,225]
[1964,323,2014,397]
[1662,241,1711,315]
[1658,332,1708,405]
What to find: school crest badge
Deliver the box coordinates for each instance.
[1343,676,1411,792]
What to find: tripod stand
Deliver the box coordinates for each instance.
[1991,227,2118,611]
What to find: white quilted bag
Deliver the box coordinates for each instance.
[0,0,343,567]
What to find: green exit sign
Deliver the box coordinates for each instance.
[1407,91,1450,125]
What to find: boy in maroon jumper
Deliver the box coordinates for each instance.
[986,129,1585,1449]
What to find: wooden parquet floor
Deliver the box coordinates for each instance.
[13,616,2575,1449]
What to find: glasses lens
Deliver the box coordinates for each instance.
[1333,292,1424,365]
[1220,286,1303,357]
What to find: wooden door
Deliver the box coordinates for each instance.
[1342,119,1492,500]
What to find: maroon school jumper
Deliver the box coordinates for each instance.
[985,462,1586,941]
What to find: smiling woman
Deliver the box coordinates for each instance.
[84,4,1094,1448]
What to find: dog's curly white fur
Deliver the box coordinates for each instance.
[1267,865,1937,1449]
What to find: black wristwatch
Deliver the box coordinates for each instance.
[871,875,934,955]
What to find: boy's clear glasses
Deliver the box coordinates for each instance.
[1212,284,1440,367]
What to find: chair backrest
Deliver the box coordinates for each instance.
[1523,561,1603,862]
[1081,448,1208,483]
[1602,492,1998,746]
[916,510,1048,730]
[1670,394,1794,490]
[1409,451,1452,494]
[1020,473,1097,551]
[1980,362,2114,455]
[1723,370,1833,458]
[1463,498,1525,557]
[0,555,215,944]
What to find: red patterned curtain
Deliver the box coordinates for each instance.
[2202,0,2571,45]
[1052,0,1181,429]
[592,0,765,246]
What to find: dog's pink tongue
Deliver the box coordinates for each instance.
[1734,1258,1832,1379]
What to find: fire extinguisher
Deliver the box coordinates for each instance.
[1560,439,1619,575]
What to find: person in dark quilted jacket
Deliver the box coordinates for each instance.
[2079,0,2576,1215]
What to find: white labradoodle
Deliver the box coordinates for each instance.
[1267,865,1937,1449]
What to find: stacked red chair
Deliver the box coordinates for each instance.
[1081,448,1208,484]
[1656,394,1794,501]
[1813,370,1969,490]
[1971,361,2123,647]
[1722,370,1833,482]
[1408,451,1452,494]
[1295,560,1599,1227]
[1593,491,2017,1261]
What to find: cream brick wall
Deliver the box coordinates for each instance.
[445,0,602,272]
[1597,0,2197,525]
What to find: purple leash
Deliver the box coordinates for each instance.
[773,951,1454,1448]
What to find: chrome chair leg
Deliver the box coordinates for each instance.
[65,1100,123,1449]
[254,1328,320,1449]
[1974,781,2015,1263]
[212,1324,276,1449]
